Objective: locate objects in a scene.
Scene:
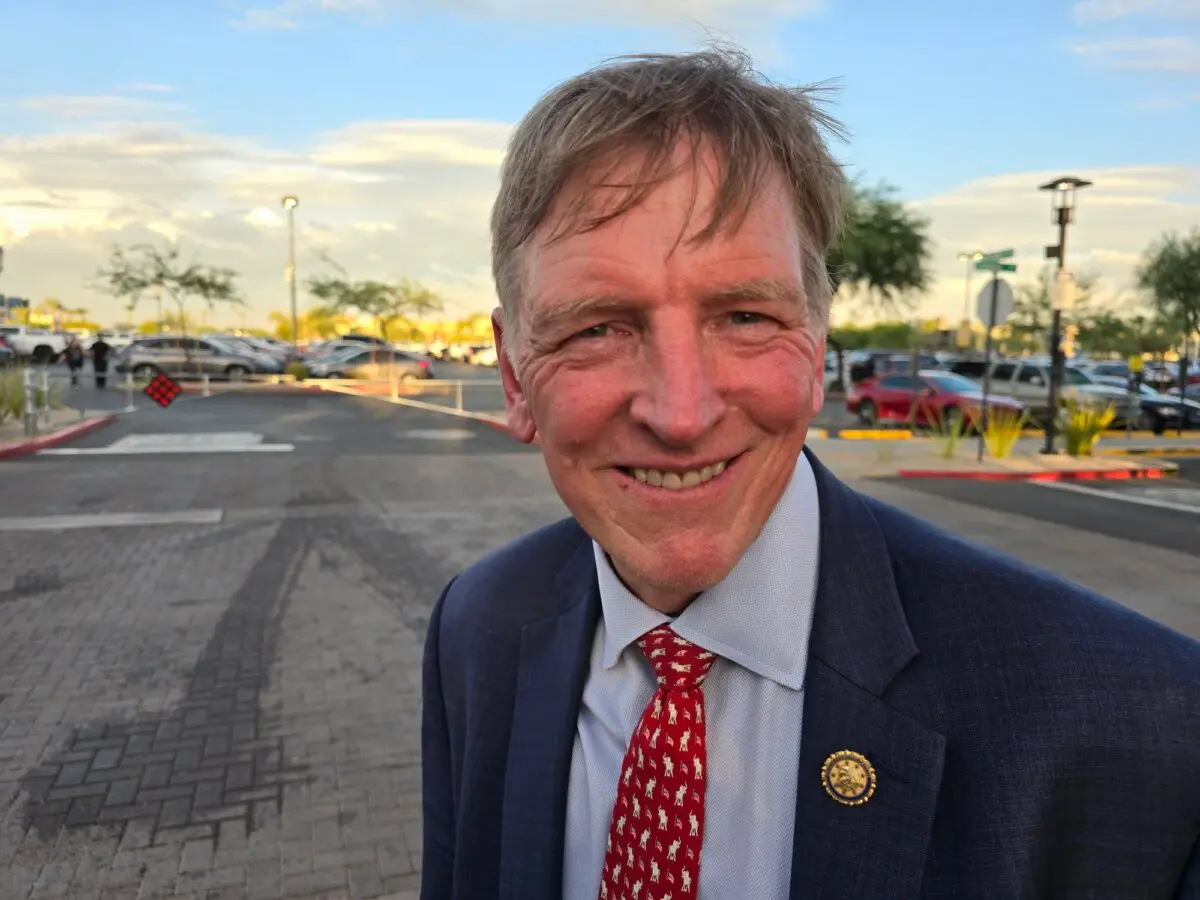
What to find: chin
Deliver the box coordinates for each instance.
[608,529,746,600]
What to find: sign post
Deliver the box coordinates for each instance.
[972,250,1017,462]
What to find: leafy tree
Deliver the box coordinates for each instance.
[95,243,243,337]
[306,254,444,343]
[1136,228,1200,354]
[825,180,934,389]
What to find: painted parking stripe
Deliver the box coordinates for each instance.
[0,509,224,532]
[1035,480,1200,515]
[38,432,294,455]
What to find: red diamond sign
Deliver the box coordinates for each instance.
[144,372,182,407]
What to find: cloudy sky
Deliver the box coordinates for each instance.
[1,0,1197,328]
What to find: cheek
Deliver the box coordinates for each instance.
[528,368,627,453]
[733,349,822,425]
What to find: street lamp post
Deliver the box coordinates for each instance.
[1038,176,1092,454]
[282,195,299,350]
[957,250,984,349]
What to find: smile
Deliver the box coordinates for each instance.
[618,455,740,491]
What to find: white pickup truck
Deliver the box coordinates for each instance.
[0,325,70,363]
[943,357,1140,424]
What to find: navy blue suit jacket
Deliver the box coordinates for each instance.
[421,451,1200,899]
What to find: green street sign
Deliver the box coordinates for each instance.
[974,255,1012,273]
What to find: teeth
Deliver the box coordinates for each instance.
[631,459,730,490]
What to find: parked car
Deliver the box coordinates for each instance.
[845,370,1025,430]
[114,335,265,381]
[941,358,1139,425]
[305,347,432,381]
[1091,376,1200,431]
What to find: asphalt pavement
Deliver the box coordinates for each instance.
[0,384,1196,899]
[0,389,553,900]
[887,457,1200,557]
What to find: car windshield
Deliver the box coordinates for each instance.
[922,373,980,393]
[1063,368,1094,385]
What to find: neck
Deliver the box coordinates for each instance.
[608,555,701,616]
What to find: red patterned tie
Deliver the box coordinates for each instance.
[597,624,716,900]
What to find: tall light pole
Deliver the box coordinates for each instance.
[282,195,299,350]
[1038,176,1092,454]
[957,250,984,349]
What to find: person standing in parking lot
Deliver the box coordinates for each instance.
[420,46,1200,900]
[90,335,111,389]
[61,337,84,387]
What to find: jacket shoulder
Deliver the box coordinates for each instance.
[439,515,589,632]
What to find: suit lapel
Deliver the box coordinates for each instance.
[790,452,947,900]
[499,533,601,900]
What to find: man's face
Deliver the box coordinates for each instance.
[495,147,826,612]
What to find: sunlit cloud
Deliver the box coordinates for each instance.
[1069,36,1200,72]
[1071,0,1200,22]
[2,107,1196,330]
[231,0,823,32]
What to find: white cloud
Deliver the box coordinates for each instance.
[1072,0,1200,22]
[906,165,1200,324]
[122,83,176,94]
[20,93,185,121]
[231,0,822,32]
[1069,36,1200,72]
[2,108,1196,332]
[0,116,507,324]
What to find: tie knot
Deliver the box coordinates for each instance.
[636,624,716,691]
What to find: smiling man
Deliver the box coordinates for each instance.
[420,48,1200,900]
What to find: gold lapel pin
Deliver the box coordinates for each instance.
[821,750,876,806]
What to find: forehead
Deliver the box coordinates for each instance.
[522,146,802,310]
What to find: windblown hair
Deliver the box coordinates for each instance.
[490,45,849,340]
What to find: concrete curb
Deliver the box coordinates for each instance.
[0,414,116,461]
[895,464,1174,482]
[837,429,913,440]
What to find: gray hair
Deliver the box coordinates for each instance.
[490,45,849,347]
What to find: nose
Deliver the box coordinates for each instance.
[629,325,726,446]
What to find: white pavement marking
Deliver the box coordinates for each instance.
[400,428,477,440]
[38,431,295,455]
[1035,480,1200,515]
[0,509,224,532]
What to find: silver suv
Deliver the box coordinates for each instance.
[114,335,264,381]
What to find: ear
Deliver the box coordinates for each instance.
[492,307,538,444]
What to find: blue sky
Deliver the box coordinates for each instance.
[1,0,1197,325]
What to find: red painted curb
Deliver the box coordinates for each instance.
[896,466,1169,482]
[0,414,116,461]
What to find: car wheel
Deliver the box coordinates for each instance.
[858,400,877,426]
[400,373,419,384]
[225,365,250,381]
[132,364,158,380]
[326,371,344,379]
[32,345,55,364]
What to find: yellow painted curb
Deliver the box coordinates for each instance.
[1096,446,1200,457]
[807,428,829,440]
[837,429,913,441]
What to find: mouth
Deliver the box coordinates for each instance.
[617,453,743,492]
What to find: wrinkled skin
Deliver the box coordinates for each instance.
[495,145,826,614]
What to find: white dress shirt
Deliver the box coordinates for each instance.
[563,452,821,899]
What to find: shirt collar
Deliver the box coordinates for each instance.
[592,451,820,691]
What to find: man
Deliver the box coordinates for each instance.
[421,48,1200,899]
[90,334,111,389]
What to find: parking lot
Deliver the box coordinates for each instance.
[0,386,1196,898]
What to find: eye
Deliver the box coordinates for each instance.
[574,324,613,340]
[729,311,770,326]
